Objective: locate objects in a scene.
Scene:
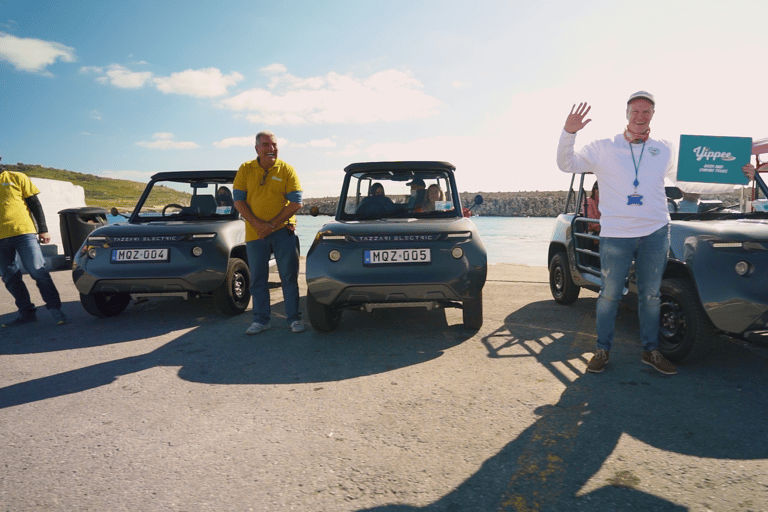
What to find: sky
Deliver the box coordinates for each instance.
[1,0,767,197]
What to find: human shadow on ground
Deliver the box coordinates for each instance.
[0,295,472,408]
[358,298,768,511]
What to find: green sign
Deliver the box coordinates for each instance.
[677,135,752,185]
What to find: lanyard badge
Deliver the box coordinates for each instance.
[628,142,645,206]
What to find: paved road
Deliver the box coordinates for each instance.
[1,263,767,511]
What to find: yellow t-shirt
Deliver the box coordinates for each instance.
[0,171,40,240]
[233,159,302,241]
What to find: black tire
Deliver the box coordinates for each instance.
[463,290,483,329]
[658,278,716,362]
[549,252,580,304]
[213,258,251,315]
[80,292,131,318]
[307,292,341,333]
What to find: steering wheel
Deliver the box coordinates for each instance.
[162,204,184,216]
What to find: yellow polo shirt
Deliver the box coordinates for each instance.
[233,159,302,241]
[0,171,40,240]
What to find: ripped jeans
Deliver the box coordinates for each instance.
[596,224,670,352]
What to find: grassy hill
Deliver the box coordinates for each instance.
[2,163,189,208]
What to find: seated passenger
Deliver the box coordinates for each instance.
[677,192,700,213]
[216,187,234,207]
[419,184,445,212]
[585,182,600,234]
[406,178,426,210]
[370,182,385,196]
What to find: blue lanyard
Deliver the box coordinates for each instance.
[629,141,646,190]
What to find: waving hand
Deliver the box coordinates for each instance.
[564,102,592,134]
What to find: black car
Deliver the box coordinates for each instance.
[548,168,768,362]
[72,171,250,317]
[305,161,487,332]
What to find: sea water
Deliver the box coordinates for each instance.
[107,214,556,266]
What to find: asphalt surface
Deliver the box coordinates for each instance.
[1,262,767,511]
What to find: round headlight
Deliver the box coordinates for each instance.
[451,247,464,259]
[734,260,751,276]
[329,249,341,262]
[192,246,203,257]
[87,247,98,259]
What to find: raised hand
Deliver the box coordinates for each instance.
[742,163,756,181]
[564,102,592,134]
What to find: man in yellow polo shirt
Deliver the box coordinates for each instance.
[0,158,67,327]
[234,131,304,335]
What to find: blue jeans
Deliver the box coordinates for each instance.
[596,225,670,352]
[246,228,301,325]
[0,234,62,316]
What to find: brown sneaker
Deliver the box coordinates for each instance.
[586,349,609,373]
[642,350,677,375]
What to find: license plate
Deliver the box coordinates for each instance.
[364,248,431,265]
[111,248,170,262]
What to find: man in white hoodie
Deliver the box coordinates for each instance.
[556,91,678,375]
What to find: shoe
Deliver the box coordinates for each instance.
[2,314,37,328]
[642,350,677,375]
[290,320,305,333]
[50,308,67,326]
[586,349,609,373]
[245,322,270,335]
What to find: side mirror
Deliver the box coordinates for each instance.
[665,186,683,200]
[474,194,483,206]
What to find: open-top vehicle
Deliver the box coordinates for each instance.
[305,161,486,332]
[548,139,768,362]
[72,171,251,317]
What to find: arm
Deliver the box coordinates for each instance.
[24,194,51,243]
[233,198,276,239]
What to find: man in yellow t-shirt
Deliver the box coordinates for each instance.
[234,131,303,335]
[0,158,67,327]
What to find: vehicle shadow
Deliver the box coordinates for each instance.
[0,296,472,408]
[358,299,768,511]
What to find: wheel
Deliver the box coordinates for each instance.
[307,292,341,332]
[213,258,251,315]
[549,252,580,304]
[657,278,716,362]
[162,204,184,216]
[462,290,483,329]
[80,292,131,318]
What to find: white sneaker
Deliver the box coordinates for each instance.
[290,320,305,333]
[245,322,270,335]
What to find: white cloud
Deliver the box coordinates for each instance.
[213,136,254,149]
[260,63,287,74]
[137,133,199,150]
[89,64,152,89]
[89,109,102,121]
[220,67,441,125]
[0,32,76,75]
[153,67,244,98]
[99,170,154,183]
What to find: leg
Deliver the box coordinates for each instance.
[634,225,670,352]
[246,238,272,325]
[595,236,636,352]
[270,228,301,324]
[0,236,36,317]
[13,234,61,311]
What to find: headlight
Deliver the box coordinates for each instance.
[734,260,752,276]
[87,247,98,259]
[451,247,464,259]
[329,250,341,262]
[192,246,203,257]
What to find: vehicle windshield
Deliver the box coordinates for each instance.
[133,179,237,222]
[339,169,459,221]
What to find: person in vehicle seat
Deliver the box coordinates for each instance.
[216,187,234,207]
[676,192,700,213]
[419,184,445,212]
[234,131,304,335]
[585,182,600,233]
[407,178,426,210]
[370,183,385,196]
[557,91,678,375]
